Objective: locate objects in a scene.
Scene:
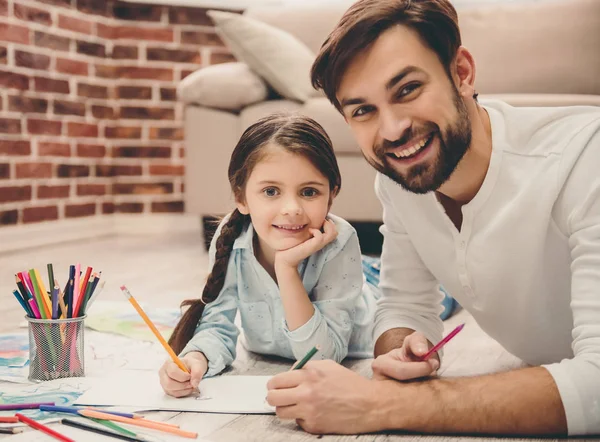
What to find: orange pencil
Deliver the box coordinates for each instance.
[78,409,197,439]
[120,285,190,374]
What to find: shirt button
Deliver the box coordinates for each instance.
[459,241,466,249]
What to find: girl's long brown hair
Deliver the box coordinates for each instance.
[169,113,342,354]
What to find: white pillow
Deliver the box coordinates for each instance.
[177,62,268,111]
[207,10,316,103]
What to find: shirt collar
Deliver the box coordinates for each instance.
[232,221,255,251]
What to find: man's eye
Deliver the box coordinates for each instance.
[397,83,420,98]
[301,188,319,197]
[352,106,374,118]
[263,187,278,197]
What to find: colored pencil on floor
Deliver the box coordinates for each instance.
[0,428,24,434]
[78,410,196,439]
[0,402,54,411]
[0,416,19,423]
[60,418,148,442]
[16,413,74,442]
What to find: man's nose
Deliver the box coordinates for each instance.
[378,107,411,144]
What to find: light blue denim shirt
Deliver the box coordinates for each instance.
[180,213,379,377]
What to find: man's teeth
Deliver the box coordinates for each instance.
[393,136,430,158]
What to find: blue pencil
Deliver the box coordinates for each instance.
[40,404,142,419]
[12,290,32,317]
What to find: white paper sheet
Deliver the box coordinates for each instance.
[74,371,275,414]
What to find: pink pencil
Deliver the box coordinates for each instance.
[419,323,465,361]
[73,263,81,315]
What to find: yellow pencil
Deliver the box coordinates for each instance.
[34,268,52,315]
[120,285,190,374]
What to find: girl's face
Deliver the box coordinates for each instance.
[237,145,334,261]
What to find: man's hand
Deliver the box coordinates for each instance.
[274,219,338,270]
[372,331,439,381]
[159,351,208,398]
[266,360,387,434]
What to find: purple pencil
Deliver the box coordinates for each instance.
[0,402,54,411]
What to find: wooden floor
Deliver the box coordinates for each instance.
[0,229,594,441]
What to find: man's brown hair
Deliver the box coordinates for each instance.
[311,0,462,113]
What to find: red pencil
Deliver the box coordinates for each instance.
[0,416,18,423]
[419,323,465,361]
[15,413,75,442]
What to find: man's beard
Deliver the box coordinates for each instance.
[367,91,472,194]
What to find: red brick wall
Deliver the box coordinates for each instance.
[0,0,236,227]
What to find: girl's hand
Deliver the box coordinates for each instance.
[159,351,209,398]
[274,219,338,270]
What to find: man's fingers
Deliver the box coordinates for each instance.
[275,405,302,420]
[373,357,435,381]
[267,387,301,407]
[267,371,306,390]
[405,332,431,358]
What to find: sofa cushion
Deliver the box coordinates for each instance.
[299,98,359,155]
[207,10,317,103]
[177,63,269,112]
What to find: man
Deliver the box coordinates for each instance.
[266,0,600,436]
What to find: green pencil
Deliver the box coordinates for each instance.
[293,345,320,370]
[47,263,55,299]
[89,417,138,438]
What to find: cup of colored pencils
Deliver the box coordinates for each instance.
[11,263,104,381]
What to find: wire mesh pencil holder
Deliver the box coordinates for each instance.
[26,316,86,381]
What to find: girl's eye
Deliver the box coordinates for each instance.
[263,187,279,197]
[301,188,319,198]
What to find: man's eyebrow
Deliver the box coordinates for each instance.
[386,66,423,91]
[340,66,424,109]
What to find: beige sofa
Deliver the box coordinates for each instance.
[182,0,600,249]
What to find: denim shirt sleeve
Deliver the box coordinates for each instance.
[282,227,363,362]
[179,220,240,377]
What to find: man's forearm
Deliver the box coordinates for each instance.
[376,366,567,435]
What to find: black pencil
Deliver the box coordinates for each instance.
[60,418,147,442]
[0,427,23,434]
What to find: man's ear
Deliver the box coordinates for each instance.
[236,200,250,215]
[453,46,476,99]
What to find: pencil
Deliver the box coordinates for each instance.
[12,290,30,316]
[16,413,74,442]
[29,269,50,319]
[72,263,81,316]
[293,345,320,370]
[0,427,23,434]
[419,323,466,361]
[15,275,30,303]
[79,410,197,439]
[0,416,19,423]
[88,417,140,438]
[34,268,52,319]
[74,267,92,317]
[47,263,55,299]
[0,402,54,411]
[60,418,148,442]
[120,285,190,374]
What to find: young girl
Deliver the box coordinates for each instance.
[159,114,455,397]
